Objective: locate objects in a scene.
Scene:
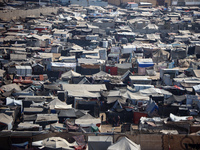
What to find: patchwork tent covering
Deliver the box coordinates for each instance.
[152,49,170,63]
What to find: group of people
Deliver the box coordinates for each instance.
[112,115,120,127]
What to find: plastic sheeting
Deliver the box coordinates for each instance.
[75,113,101,127]
[170,113,193,122]
[107,137,141,150]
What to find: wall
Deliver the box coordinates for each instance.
[134,0,157,6]
[0,7,59,21]
[108,0,135,6]
[71,0,108,7]
[1,131,200,150]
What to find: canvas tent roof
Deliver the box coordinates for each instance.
[0,69,5,77]
[152,49,170,63]
[139,88,172,97]
[35,137,77,149]
[61,70,81,80]
[48,99,72,110]
[193,70,200,78]
[68,90,100,98]
[0,113,13,130]
[75,113,101,127]
[6,97,22,106]
[107,137,141,150]
[122,90,149,101]
[92,71,110,78]
[17,122,41,130]
[61,84,107,92]
[1,83,21,92]
[58,109,77,118]
[35,114,58,123]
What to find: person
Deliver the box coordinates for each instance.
[112,116,116,127]
[117,115,120,126]
[101,114,104,124]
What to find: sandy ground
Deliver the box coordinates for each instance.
[99,112,122,133]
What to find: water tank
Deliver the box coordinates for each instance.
[102,41,108,48]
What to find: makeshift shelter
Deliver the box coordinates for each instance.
[166,95,186,104]
[0,113,13,130]
[92,71,111,80]
[35,114,59,128]
[6,97,23,111]
[58,109,77,123]
[48,98,72,112]
[61,84,107,92]
[152,49,169,63]
[137,58,154,76]
[1,83,21,96]
[139,87,172,99]
[88,136,113,150]
[68,90,101,98]
[78,77,91,84]
[75,113,101,127]
[32,137,77,149]
[107,137,141,150]
[45,122,66,131]
[24,107,44,115]
[17,122,42,131]
[61,70,81,81]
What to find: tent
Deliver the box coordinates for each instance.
[107,137,141,150]
[166,95,186,104]
[32,137,77,149]
[35,114,58,127]
[92,71,111,80]
[88,136,113,150]
[48,98,72,110]
[17,122,41,131]
[6,97,23,111]
[139,87,172,99]
[75,113,101,127]
[152,49,170,63]
[61,70,81,80]
[0,113,13,130]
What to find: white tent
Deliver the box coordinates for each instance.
[6,97,23,111]
[0,113,13,130]
[139,87,172,99]
[61,70,81,80]
[32,137,77,149]
[107,137,141,150]
[48,98,72,110]
[75,113,101,127]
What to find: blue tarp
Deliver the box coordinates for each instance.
[138,62,154,68]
